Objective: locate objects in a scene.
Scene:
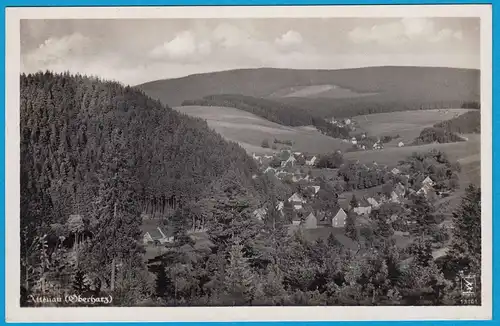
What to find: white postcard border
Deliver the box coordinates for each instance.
[5,4,493,322]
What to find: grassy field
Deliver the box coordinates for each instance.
[175,105,352,154]
[352,109,474,145]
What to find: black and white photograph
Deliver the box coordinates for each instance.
[5,4,492,322]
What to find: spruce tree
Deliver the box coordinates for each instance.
[72,269,89,294]
[350,194,358,209]
[448,184,481,274]
[224,243,256,305]
[345,212,358,241]
[155,263,171,301]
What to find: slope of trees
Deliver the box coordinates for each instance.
[412,127,466,145]
[20,71,264,304]
[433,111,481,134]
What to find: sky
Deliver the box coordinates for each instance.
[20,18,480,86]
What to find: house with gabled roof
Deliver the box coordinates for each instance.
[305,156,317,166]
[288,192,306,204]
[143,226,174,245]
[367,197,380,208]
[317,207,347,228]
[302,212,317,229]
[353,197,372,216]
[308,185,320,196]
[390,191,401,203]
[281,155,297,168]
[253,207,267,220]
[422,176,435,187]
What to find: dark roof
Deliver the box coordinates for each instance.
[145,228,164,240]
[357,197,371,207]
[142,221,174,240]
[332,206,345,216]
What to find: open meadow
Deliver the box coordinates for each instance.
[352,108,474,145]
[175,105,353,154]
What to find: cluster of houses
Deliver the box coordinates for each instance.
[328,117,353,128]
[254,149,319,184]
[252,189,349,232]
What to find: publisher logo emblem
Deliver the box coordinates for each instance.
[460,272,476,296]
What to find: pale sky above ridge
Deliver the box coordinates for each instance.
[21,18,480,85]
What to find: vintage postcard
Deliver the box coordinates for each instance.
[4,4,492,322]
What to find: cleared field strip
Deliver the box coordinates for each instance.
[175,105,352,154]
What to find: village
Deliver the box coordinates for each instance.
[142,142,453,259]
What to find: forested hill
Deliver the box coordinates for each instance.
[138,66,480,110]
[20,72,263,232]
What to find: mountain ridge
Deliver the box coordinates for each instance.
[137,66,480,112]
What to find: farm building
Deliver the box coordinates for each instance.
[143,226,174,245]
[398,141,405,147]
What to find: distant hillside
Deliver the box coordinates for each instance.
[137,67,480,117]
